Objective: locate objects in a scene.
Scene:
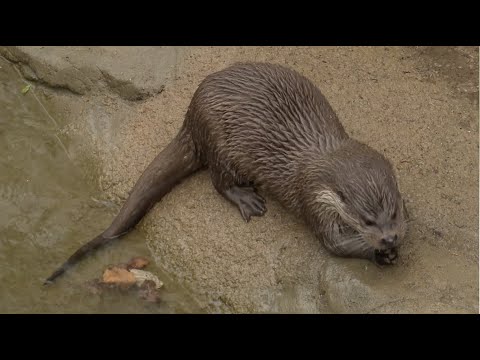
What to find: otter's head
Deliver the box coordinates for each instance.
[315,148,407,252]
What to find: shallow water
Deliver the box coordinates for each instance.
[0,57,202,313]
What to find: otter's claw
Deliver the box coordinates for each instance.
[374,248,398,265]
[224,186,267,222]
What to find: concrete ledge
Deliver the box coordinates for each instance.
[0,46,179,100]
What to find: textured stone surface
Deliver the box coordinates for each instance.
[0,46,180,100]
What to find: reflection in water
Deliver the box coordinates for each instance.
[0,57,200,313]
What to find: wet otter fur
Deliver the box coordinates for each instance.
[45,62,407,285]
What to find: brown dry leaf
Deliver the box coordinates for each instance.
[102,266,136,286]
[127,256,150,270]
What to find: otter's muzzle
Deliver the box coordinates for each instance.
[381,235,398,248]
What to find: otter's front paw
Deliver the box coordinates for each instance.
[374,248,398,265]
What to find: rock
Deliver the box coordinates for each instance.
[138,280,162,303]
[129,269,164,289]
[0,46,180,100]
[6,46,476,313]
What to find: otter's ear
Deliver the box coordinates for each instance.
[314,189,346,208]
[336,190,346,203]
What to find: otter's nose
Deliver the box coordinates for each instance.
[381,235,397,248]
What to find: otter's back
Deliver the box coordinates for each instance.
[186,62,349,178]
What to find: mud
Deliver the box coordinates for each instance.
[2,46,477,313]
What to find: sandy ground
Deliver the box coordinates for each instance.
[4,46,478,313]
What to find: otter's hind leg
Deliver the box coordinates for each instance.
[210,166,267,222]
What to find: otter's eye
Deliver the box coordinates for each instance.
[361,216,376,226]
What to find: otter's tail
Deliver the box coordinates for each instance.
[44,128,201,285]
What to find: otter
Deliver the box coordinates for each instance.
[45,62,407,285]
